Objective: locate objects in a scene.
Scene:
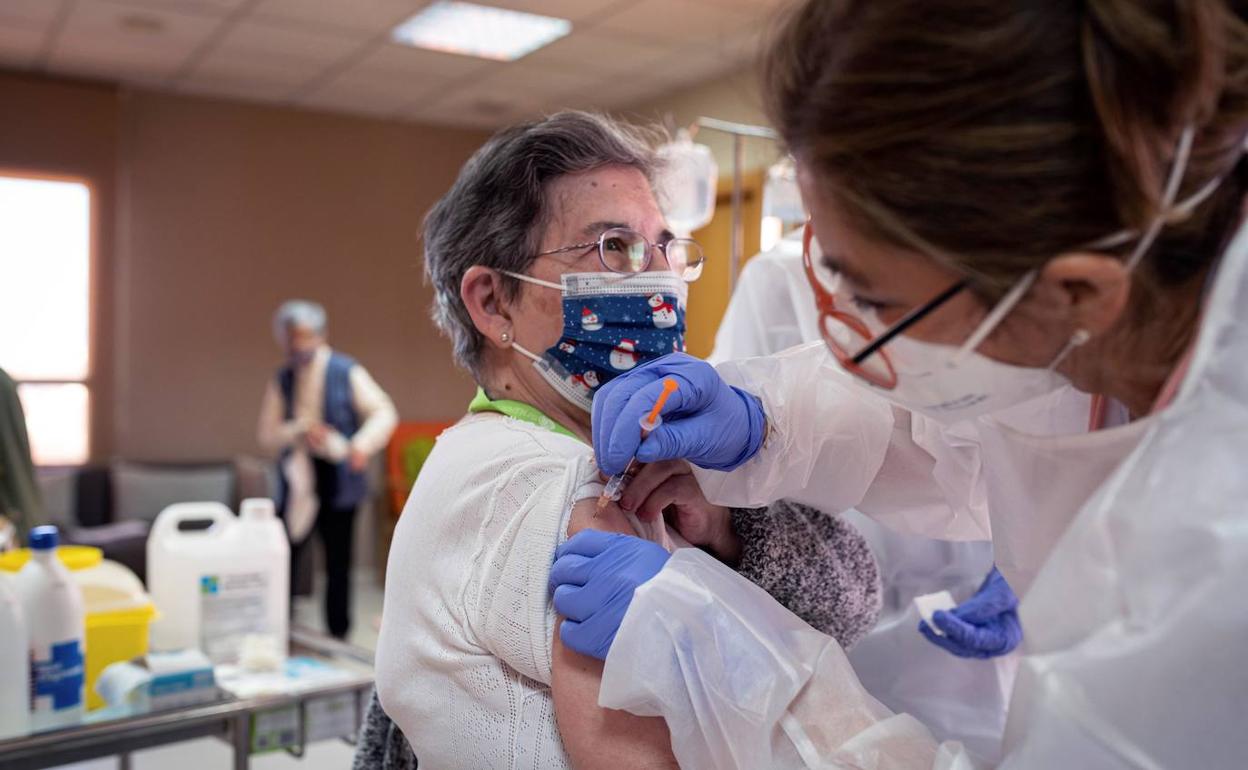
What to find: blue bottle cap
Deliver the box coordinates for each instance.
[29,525,59,550]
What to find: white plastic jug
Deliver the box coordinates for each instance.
[17,525,86,732]
[147,500,289,664]
[0,571,29,739]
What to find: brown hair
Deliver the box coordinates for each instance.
[763,0,1248,297]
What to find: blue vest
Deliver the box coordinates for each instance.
[277,350,367,511]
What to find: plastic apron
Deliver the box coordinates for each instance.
[710,235,1003,757]
[601,220,1248,768]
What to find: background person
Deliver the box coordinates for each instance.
[257,299,397,640]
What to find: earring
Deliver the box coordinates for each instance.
[500,331,511,343]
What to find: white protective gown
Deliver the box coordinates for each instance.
[599,221,1248,768]
[710,234,1003,758]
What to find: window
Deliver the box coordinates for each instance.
[0,173,92,465]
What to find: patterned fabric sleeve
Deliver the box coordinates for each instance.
[353,689,419,770]
[731,500,882,649]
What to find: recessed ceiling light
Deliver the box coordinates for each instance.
[391,1,571,62]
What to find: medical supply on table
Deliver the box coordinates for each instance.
[592,352,767,476]
[0,514,16,552]
[95,649,217,714]
[238,633,286,672]
[77,558,157,709]
[0,570,29,739]
[148,499,289,664]
[549,530,670,660]
[918,567,1021,659]
[2,546,157,711]
[912,591,957,637]
[597,378,679,512]
[215,655,356,699]
[16,525,86,731]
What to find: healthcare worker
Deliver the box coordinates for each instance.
[550,0,1248,766]
[711,234,1010,758]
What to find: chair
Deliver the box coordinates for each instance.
[378,422,452,581]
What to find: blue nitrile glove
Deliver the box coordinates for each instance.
[591,353,767,476]
[549,530,670,660]
[919,567,1022,659]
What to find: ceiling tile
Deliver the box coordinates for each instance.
[409,79,555,129]
[647,51,741,92]
[299,66,449,114]
[250,0,424,35]
[595,0,754,46]
[210,17,371,58]
[47,0,224,82]
[403,100,517,131]
[485,0,625,24]
[0,20,47,69]
[0,0,68,26]
[468,60,608,100]
[567,78,672,113]
[101,0,248,13]
[686,0,795,13]
[344,42,496,84]
[185,48,331,92]
[183,18,369,90]
[510,27,674,77]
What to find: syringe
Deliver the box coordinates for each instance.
[597,378,680,513]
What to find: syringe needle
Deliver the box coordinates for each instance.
[594,379,679,516]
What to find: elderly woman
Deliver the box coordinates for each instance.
[374,111,881,769]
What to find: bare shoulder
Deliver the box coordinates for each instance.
[567,496,634,539]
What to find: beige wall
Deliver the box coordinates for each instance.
[115,90,486,461]
[0,72,487,463]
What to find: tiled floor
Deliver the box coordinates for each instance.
[53,573,386,770]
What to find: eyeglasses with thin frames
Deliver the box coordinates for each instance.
[538,226,706,282]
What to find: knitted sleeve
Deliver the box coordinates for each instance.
[731,500,882,648]
[353,689,418,770]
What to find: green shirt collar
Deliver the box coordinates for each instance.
[468,387,580,441]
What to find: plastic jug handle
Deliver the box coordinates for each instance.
[149,501,235,542]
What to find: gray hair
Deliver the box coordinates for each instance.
[272,299,327,344]
[423,111,661,379]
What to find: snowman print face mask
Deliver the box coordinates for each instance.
[502,270,688,412]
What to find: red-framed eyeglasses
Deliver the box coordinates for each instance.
[801,221,968,389]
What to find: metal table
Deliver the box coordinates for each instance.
[0,629,374,770]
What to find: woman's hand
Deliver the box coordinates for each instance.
[616,460,741,564]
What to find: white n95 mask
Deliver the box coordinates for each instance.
[807,123,1213,424]
[826,272,1072,423]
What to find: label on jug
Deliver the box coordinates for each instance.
[200,571,270,662]
[30,639,84,715]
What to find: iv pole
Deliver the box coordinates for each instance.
[694,117,780,292]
